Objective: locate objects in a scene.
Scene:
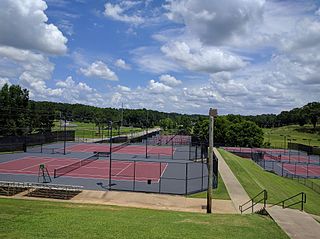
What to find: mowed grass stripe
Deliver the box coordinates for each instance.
[219,149,320,216]
[0,198,288,239]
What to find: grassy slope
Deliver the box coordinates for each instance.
[0,198,288,239]
[263,125,320,148]
[189,173,231,200]
[53,121,142,139]
[219,149,320,216]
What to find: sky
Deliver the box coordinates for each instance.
[0,0,319,115]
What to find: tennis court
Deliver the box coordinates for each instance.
[281,163,320,177]
[264,154,319,164]
[64,143,173,156]
[0,156,167,182]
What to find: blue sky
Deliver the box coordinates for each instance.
[0,0,319,115]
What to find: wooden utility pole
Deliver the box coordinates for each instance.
[207,108,217,213]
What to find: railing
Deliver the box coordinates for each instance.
[239,190,268,214]
[271,192,307,211]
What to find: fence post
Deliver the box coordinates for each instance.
[306,164,308,178]
[185,163,188,195]
[159,162,162,193]
[282,162,284,177]
[133,161,136,191]
[295,162,297,176]
[201,157,204,191]
[171,140,174,160]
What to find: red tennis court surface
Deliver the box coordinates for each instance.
[0,156,167,182]
[264,154,318,163]
[281,163,320,177]
[222,147,288,154]
[66,144,173,156]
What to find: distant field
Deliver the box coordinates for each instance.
[263,125,320,148]
[53,121,142,139]
[219,149,320,216]
[189,173,230,200]
[0,198,288,239]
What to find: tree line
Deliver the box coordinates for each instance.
[244,102,320,129]
[0,84,201,136]
[1,84,318,148]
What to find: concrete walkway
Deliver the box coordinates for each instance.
[5,190,236,214]
[214,148,251,214]
[71,190,236,214]
[267,206,320,239]
[215,148,320,238]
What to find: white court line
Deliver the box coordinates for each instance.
[115,162,133,176]
[157,163,168,183]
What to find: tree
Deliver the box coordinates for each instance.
[0,84,29,136]
[302,102,320,129]
[226,120,264,147]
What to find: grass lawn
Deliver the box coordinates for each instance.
[263,125,320,148]
[0,198,288,239]
[189,173,230,200]
[53,121,143,139]
[219,149,320,216]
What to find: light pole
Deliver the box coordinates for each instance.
[108,121,113,190]
[280,134,290,153]
[207,108,217,214]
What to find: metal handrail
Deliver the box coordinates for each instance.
[239,189,268,214]
[271,192,306,211]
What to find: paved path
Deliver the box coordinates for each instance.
[71,190,236,214]
[215,148,320,238]
[214,148,251,214]
[267,206,320,239]
[5,190,236,214]
[81,127,161,143]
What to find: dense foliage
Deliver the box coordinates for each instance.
[244,102,320,129]
[193,116,264,147]
[0,84,55,136]
[0,84,318,145]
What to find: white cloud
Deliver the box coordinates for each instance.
[164,0,264,45]
[55,76,105,105]
[0,0,67,55]
[115,58,131,70]
[161,41,246,73]
[316,8,320,16]
[0,46,60,99]
[281,19,320,52]
[104,2,144,25]
[117,85,131,92]
[0,77,10,87]
[132,47,180,74]
[80,61,118,81]
[148,80,172,94]
[159,74,181,87]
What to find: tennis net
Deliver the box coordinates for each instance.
[54,153,99,178]
[112,141,130,153]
